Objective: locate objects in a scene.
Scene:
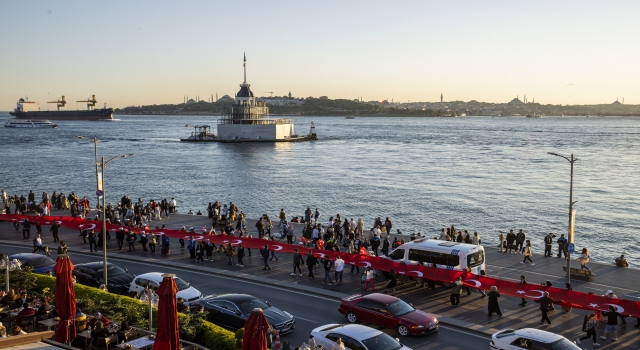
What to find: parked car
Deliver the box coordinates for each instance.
[198,293,295,334]
[311,324,411,350]
[490,328,581,350]
[128,272,202,306]
[73,261,135,294]
[8,253,56,275]
[338,293,438,336]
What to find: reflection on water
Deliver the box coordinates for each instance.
[0,114,639,264]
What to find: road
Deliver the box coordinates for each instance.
[1,245,489,349]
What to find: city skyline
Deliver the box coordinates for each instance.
[1,0,639,110]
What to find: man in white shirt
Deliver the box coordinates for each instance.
[312,227,319,240]
[334,257,345,285]
[170,198,177,214]
[32,234,43,253]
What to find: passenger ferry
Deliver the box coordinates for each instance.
[4,119,58,128]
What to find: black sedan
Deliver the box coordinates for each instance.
[198,293,295,334]
[73,262,135,294]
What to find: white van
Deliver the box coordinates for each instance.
[385,239,486,275]
[128,272,203,307]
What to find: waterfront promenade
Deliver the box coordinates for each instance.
[1,210,639,349]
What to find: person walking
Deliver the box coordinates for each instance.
[127,231,136,252]
[334,256,344,284]
[188,236,196,259]
[604,290,626,325]
[450,277,463,306]
[578,248,591,271]
[306,250,316,278]
[22,219,31,239]
[140,232,149,253]
[50,222,59,242]
[520,240,535,266]
[576,313,600,346]
[261,245,272,270]
[536,291,557,326]
[225,243,235,265]
[291,249,304,276]
[384,268,397,296]
[236,244,245,267]
[601,305,620,341]
[487,286,502,316]
[363,266,376,292]
[322,256,334,285]
[148,233,156,253]
[160,235,170,255]
[203,239,214,261]
[544,232,554,257]
[195,242,205,262]
[115,228,125,250]
[88,230,97,252]
[518,275,528,306]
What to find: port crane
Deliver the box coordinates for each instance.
[77,95,98,110]
[47,96,67,111]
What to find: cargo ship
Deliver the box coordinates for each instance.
[9,95,113,121]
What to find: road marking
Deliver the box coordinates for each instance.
[439,325,490,340]
[291,315,319,324]
[584,287,604,291]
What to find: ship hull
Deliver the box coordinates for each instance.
[9,108,114,121]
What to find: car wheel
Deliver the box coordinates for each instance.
[397,325,410,336]
[346,312,358,323]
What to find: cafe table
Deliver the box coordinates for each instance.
[116,336,155,349]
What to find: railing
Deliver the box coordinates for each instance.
[218,118,293,125]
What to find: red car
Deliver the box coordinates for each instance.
[338,293,439,336]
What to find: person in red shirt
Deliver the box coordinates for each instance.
[88,312,111,328]
[16,302,36,325]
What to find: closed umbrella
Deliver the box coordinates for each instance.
[242,308,269,350]
[153,274,180,350]
[54,254,76,344]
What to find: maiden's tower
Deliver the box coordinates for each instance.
[215,54,316,142]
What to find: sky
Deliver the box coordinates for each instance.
[1,0,639,110]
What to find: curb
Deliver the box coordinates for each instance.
[0,239,494,338]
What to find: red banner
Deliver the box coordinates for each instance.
[2,214,639,318]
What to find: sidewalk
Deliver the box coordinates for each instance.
[1,210,639,349]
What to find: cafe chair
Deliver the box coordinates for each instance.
[90,334,118,350]
[118,328,137,343]
[19,316,35,332]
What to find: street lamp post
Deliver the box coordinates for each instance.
[100,154,134,288]
[1,255,19,293]
[76,136,100,209]
[548,152,579,284]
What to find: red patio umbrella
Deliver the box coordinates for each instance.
[153,274,180,350]
[242,308,270,350]
[54,255,76,344]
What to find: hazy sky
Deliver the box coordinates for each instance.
[1,0,639,110]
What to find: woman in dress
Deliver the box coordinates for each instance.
[487,286,502,316]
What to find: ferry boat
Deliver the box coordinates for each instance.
[180,125,217,142]
[4,119,58,128]
[526,114,542,118]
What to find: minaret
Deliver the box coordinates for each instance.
[216,93,218,101]
[243,52,247,84]
[441,93,443,103]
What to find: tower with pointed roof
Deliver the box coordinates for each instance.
[217,54,301,141]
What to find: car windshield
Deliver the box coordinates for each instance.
[29,256,56,268]
[361,333,402,350]
[174,277,191,291]
[387,299,414,316]
[95,265,127,277]
[550,338,581,350]
[238,298,270,314]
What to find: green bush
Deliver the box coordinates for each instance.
[32,275,234,349]
[235,328,244,349]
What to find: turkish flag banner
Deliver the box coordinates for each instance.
[2,214,638,318]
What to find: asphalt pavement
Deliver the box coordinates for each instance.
[0,244,489,350]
